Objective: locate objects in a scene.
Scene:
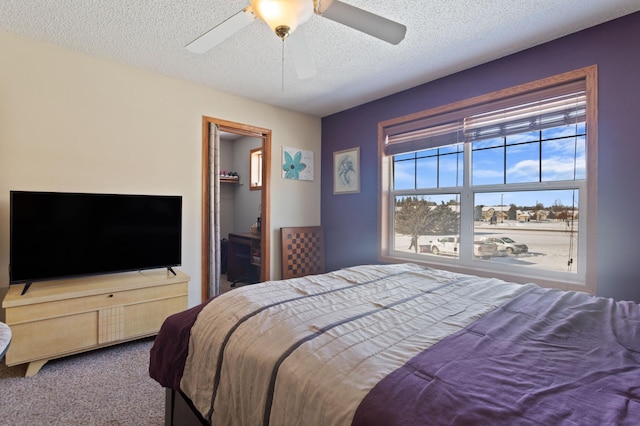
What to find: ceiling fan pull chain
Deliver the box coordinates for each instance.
[281,38,285,92]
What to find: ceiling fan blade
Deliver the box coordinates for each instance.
[287,27,316,79]
[186,7,256,54]
[317,0,406,45]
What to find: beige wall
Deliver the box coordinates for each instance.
[0,31,321,307]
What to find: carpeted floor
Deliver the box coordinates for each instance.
[0,276,241,426]
[0,337,164,426]
[220,273,259,294]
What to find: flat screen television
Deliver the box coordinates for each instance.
[10,191,182,294]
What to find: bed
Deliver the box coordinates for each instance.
[149,263,640,425]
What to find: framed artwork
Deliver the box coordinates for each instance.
[333,147,360,194]
[282,146,314,181]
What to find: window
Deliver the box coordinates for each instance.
[250,147,263,190]
[378,67,597,293]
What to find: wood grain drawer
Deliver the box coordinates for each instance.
[6,282,187,324]
[6,312,98,365]
[123,295,188,338]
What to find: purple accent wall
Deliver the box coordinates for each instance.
[321,12,640,302]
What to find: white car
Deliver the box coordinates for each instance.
[483,237,528,255]
[421,236,498,259]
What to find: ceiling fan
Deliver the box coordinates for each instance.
[186,0,406,79]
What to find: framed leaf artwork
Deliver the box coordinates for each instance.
[333,147,360,194]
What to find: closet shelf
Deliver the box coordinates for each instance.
[220,177,241,185]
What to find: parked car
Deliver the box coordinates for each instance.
[483,236,528,255]
[420,236,498,259]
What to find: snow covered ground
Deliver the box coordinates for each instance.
[394,220,580,274]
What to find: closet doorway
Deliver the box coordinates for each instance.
[201,116,271,301]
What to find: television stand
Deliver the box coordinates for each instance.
[2,269,189,376]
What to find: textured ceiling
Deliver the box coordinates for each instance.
[1,1,639,117]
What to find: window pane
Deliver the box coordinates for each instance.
[395,145,463,190]
[393,194,461,258]
[438,151,463,188]
[393,158,415,190]
[416,156,437,189]
[472,137,503,149]
[506,130,539,144]
[394,152,416,161]
[472,145,504,185]
[473,190,579,273]
[438,143,463,155]
[541,122,586,181]
[506,142,539,183]
[542,135,586,181]
[541,122,585,139]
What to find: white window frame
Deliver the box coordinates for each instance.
[378,66,598,294]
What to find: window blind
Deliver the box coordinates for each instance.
[464,92,586,142]
[384,80,586,155]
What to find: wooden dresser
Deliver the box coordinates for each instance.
[2,269,189,376]
[227,232,261,284]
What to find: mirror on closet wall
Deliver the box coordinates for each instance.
[219,133,263,292]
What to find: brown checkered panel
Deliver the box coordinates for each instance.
[280,226,325,280]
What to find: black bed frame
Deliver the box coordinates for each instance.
[165,388,209,426]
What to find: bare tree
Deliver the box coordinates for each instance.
[395,198,459,252]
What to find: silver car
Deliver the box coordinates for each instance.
[423,236,498,259]
[484,237,528,255]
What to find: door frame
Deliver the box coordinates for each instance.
[201,116,271,301]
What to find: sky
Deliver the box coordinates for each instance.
[393,122,585,209]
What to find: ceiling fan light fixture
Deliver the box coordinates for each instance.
[250,0,314,38]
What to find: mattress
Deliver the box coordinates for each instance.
[149,263,640,425]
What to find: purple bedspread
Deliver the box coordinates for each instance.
[149,298,213,390]
[353,286,640,425]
